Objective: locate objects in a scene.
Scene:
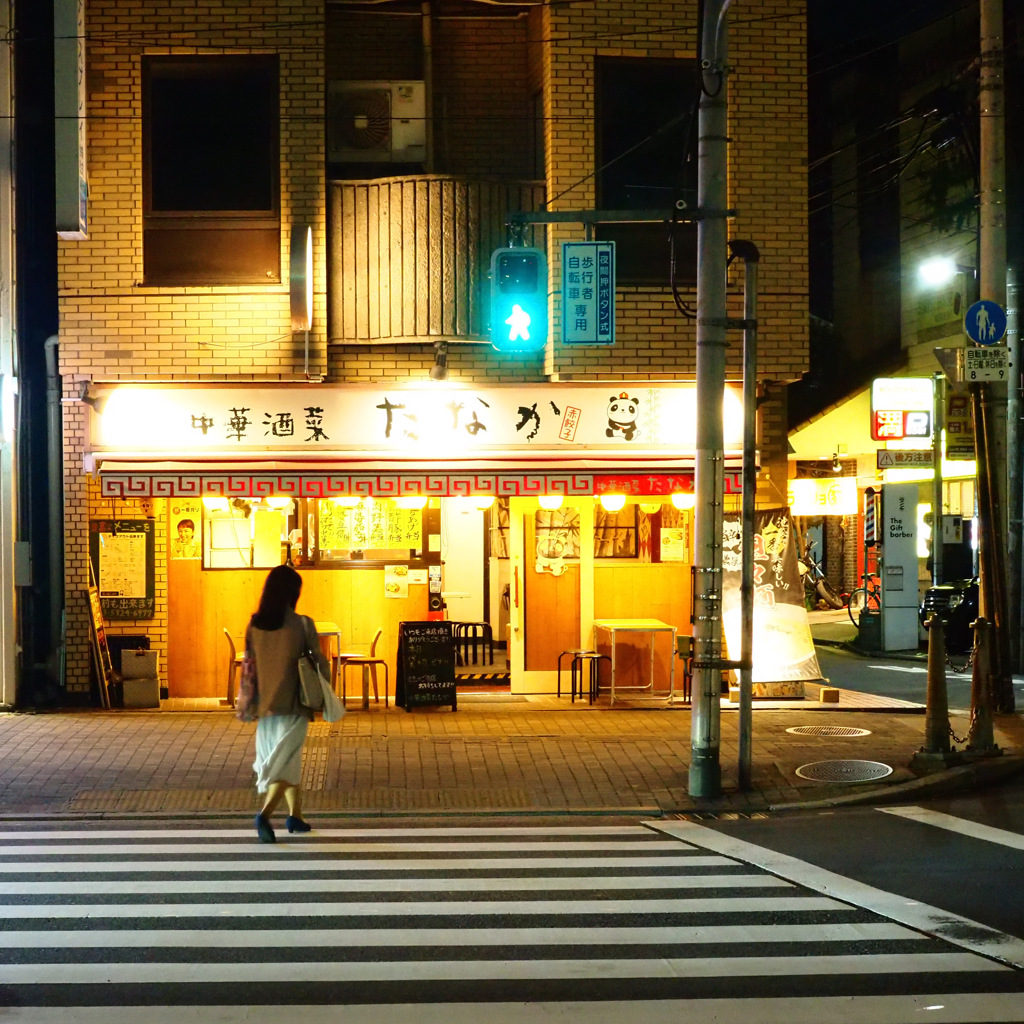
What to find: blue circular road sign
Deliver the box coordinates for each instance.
[964,299,1006,345]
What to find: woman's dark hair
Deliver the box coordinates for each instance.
[252,564,303,630]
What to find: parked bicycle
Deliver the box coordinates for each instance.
[847,570,881,626]
[797,541,845,610]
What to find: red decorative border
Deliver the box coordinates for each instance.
[96,470,735,499]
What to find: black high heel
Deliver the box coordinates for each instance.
[255,813,276,843]
[285,816,312,834]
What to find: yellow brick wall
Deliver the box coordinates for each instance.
[59,0,807,694]
[60,0,325,692]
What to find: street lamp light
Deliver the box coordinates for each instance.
[918,256,959,287]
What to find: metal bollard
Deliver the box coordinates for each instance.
[966,617,1002,757]
[911,613,961,769]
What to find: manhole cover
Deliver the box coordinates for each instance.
[786,725,871,737]
[795,759,893,783]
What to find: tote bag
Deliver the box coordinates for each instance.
[299,619,345,722]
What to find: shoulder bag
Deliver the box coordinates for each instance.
[298,618,346,722]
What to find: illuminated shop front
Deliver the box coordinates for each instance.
[85,381,745,702]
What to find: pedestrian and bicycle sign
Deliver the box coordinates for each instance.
[964,299,1006,345]
[561,241,615,345]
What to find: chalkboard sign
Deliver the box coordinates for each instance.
[89,519,156,620]
[396,621,457,711]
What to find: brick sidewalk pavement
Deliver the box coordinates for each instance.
[2,699,1022,818]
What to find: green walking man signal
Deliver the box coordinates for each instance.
[489,247,548,353]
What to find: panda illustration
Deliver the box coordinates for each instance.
[606,393,640,440]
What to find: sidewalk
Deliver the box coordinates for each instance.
[2,690,1021,821]
[0,611,1018,821]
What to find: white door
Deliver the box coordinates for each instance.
[439,500,484,623]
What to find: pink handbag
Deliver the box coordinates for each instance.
[234,648,258,722]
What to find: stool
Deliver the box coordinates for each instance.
[571,651,610,705]
[453,622,494,666]
[557,649,592,697]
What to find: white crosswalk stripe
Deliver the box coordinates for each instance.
[0,821,1020,1023]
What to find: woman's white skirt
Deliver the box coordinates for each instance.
[253,714,309,793]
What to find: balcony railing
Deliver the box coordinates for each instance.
[328,175,545,344]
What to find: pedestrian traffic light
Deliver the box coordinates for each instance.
[489,247,548,353]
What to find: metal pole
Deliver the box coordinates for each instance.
[910,614,961,769]
[932,373,944,586]
[1007,266,1021,673]
[978,0,1014,711]
[738,248,759,791]
[690,0,733,799]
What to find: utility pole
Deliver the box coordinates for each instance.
[977,0,1014,712]
[690,0,733,798]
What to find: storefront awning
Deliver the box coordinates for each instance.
[87,381,751,497]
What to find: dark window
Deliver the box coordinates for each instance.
[595,58,697,286]
[143,56,280,285]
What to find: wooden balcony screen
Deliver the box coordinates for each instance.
[328,176,546,344]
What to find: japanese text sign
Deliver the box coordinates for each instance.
[90,383,745,457]
[562,241,615,345]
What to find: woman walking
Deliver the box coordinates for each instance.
[246,563,330,843]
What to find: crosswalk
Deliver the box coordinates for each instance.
[0,822,1021,1023]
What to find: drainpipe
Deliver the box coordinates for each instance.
[43,335,64,676]
[422,2,434,173]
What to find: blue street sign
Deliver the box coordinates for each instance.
[562,241,616,345]
[964,299,1006,345]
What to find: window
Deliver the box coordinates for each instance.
[200,497,436,570]
[594,506,638,558]
[595,58,697,286]
[143,56,280,285]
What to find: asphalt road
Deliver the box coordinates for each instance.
[0,813,1022,1021]
[816,644,981,709]
[699,775,1024,945]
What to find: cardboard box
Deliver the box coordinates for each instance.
[123,676,160,709]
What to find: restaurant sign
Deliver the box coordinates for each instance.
[90,382,744,457]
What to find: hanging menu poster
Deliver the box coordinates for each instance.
[89,519,156,620]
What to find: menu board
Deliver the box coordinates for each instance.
[396,621,456,711]
[319,502,422,552]
[89,519,155,620]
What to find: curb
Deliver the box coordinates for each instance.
[768,753,1024,811]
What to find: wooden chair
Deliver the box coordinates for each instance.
[337,628,388,707]
[223,628,245,707]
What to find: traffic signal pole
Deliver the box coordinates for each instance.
[690,0,733,798]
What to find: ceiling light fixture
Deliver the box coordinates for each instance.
[598,494,626,512]
[671,492,696,510]
[537,494,563,510]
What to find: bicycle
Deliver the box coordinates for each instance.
[798,541,845,610]
[847,571,881,626]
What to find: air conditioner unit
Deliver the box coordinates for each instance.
[327,80,427,164]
